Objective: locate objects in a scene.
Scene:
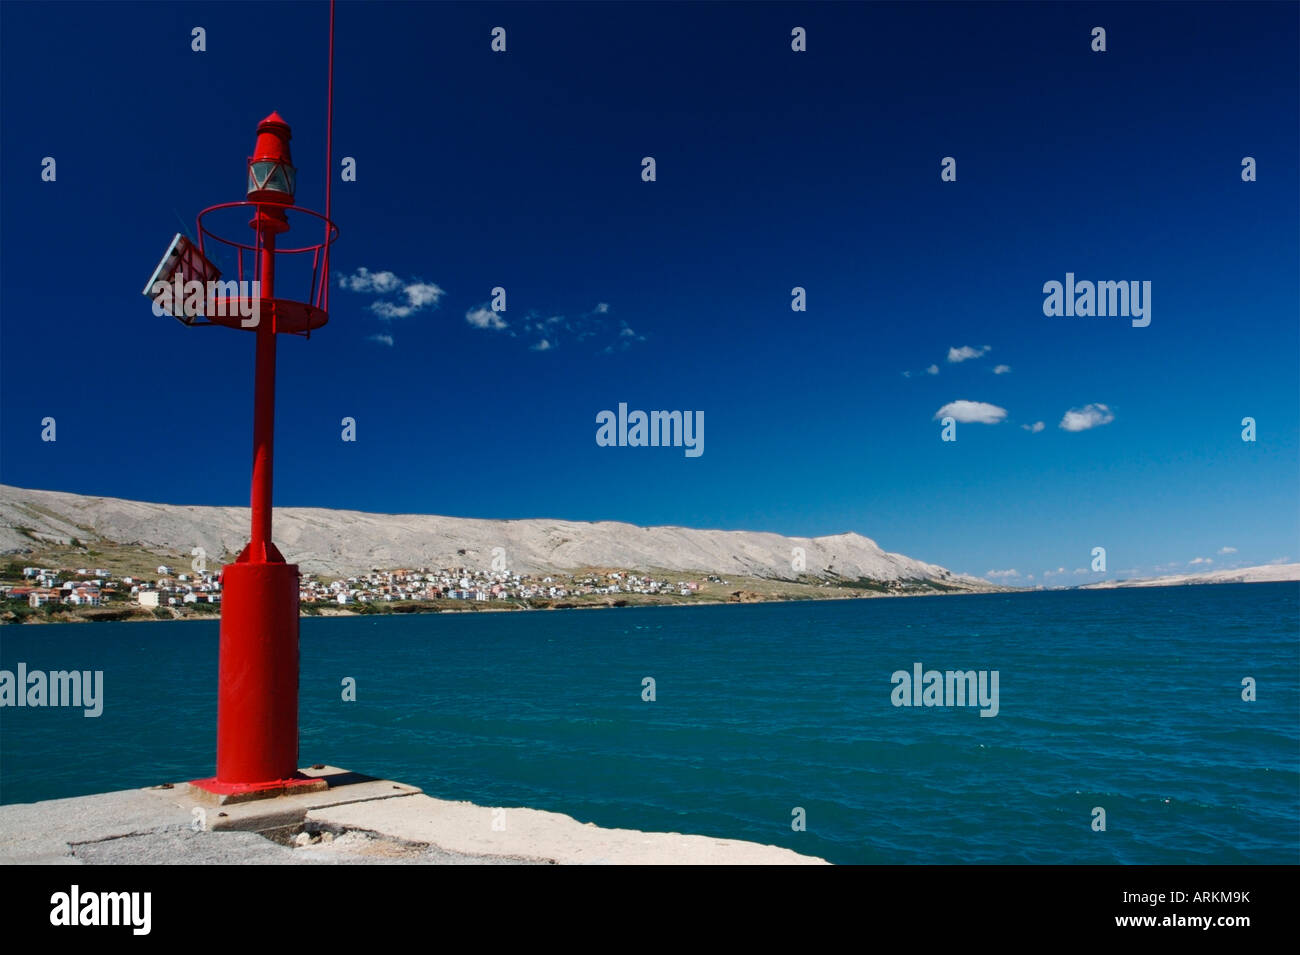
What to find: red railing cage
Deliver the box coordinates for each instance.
[196,201,339,338]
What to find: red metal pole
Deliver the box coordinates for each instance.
[249,230,277,560]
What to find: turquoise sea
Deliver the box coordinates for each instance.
[2,583,1297,864]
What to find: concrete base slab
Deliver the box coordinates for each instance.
[186,775,329,805]
[156,766,422,836]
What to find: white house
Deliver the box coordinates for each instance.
[65,589,101,607]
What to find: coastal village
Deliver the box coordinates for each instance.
[0,561,739,621]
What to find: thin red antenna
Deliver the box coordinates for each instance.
[322,0,336,312]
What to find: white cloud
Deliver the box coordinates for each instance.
[934,400,1007,425]
[901,371,912,378]
[925,364,939,375]
[602,321,645,353]
[1188,557,1213,566]
[1059,403,1114,432]
[947,344,991,363]
[337,267,401,294]
[469,300,633,353]
[339,268,443,321]
[1021,421,1045,433]
[985,569,1019,579]
[367,333,394,347]
[466,305,508,331]
[993,364,1011,374]
[403,282,444,309]
[370,301,415,319]
[1218,546,1237,555]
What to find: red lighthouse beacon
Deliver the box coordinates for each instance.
[144,108,338,798]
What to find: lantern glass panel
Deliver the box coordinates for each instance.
[251,161,276,188]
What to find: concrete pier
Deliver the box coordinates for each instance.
[0,766,828,865]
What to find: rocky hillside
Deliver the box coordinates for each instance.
[0,483,986,585]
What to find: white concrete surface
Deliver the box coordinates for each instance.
[0,767,827,865]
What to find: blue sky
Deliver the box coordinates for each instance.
[1,1,1297,583]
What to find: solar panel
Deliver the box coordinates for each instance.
[142,233,222,324]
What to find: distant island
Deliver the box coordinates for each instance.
[1077,564,1299,589]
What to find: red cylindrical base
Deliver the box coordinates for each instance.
[215,560,301,784]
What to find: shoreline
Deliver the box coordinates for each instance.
[5,576,1297,625]
[2,585,981,625]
